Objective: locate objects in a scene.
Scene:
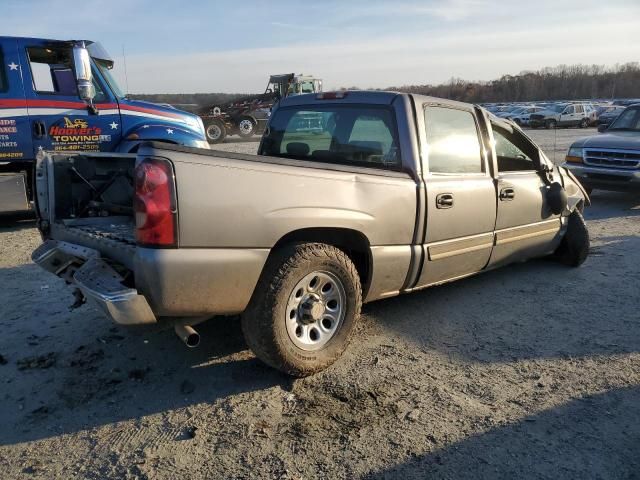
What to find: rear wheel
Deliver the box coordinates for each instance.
[241,243,362,377]
[237,117,256,138]
[554,210,589,267]
[580,118,590,128]
[205,120,226,144]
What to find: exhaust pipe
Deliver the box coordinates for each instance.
[174,324,200,348]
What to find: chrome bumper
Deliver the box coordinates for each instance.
[563,163,640,190]
[32,240,156,325]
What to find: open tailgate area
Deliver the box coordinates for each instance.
[32,152,156,324]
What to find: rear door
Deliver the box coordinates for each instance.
[487,123,562,268]
[16,39,121,155]
[0,37,34,162]
[415,103,496,287]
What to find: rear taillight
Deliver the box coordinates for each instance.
[134,157,177,247]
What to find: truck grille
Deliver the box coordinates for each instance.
[584,149,640,169]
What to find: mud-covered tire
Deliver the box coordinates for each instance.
[555,210,589,267]
[241,243,362,377]
[205,120,226,144]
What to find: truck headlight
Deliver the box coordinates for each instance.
[565,147,583,164]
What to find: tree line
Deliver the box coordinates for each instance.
[131,63,640,108]
[385,63,640,103]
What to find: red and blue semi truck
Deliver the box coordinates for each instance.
[0,36,208,214]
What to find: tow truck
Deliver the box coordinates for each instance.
[0,36,208,215]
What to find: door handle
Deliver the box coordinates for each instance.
[33,121,46,139]
[436,193,454,209]
[499,187,515,201]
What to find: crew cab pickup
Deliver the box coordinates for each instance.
[564,104,640,193]
[32,91,590,376]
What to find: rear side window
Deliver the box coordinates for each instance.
[424,106,483,174]
[261,106,400,169]
[26,46,77,95]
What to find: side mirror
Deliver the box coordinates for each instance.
[73,43,96,103]
[547,182,568,215]
[597,124,608,133]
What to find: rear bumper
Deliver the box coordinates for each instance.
[32,240,156,325]
[32,239,270,323]
[563,163,640,191]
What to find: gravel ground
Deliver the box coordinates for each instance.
[1,128,639,479]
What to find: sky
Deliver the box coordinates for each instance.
[1,0,639,94]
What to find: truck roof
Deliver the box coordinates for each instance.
[278,90,479,110]
[0,36,92,44]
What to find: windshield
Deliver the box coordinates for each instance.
[94,58,126,99]
[550,104,567,113]
[261,105,401,169]
[608,107,640,131]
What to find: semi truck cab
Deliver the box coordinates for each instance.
[0,36,208,214]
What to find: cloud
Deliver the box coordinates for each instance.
[118,12,640,93]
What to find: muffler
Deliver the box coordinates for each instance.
[174,324,200,348]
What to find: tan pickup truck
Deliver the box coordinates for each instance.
[32,91,590,376]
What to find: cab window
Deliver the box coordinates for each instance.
[563,105,575,115]
[27,46,77,96]
[424,106,483,174]
[262,106,400,169]
[493,125,539,172]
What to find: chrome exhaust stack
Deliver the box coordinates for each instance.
[174,324,200,348]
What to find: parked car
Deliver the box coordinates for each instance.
[504,106,546,126]
[564,104,640,194]
[596,106,626,126]
[529,103,593,129]
[31,91,590,376]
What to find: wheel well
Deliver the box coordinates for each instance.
[128,139,178,153]
[273,228,372,295]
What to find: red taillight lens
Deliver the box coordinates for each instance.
[134,158,177,247]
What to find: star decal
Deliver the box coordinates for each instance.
[166,128,174,134]
[8,62,19,71]
[109,121,119,130]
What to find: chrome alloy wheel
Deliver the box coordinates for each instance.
[239,119,254,135]
[285,271,346,351]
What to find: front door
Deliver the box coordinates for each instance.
[415,104,496,287]
[0,38,34,162]
[16,39,122,156]
[559,105,578,127]
[487,124,562,268]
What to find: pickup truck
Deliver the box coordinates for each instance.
[32,91,590,376]
[564,104,640,193]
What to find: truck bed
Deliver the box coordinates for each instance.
[50,219,137,270]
